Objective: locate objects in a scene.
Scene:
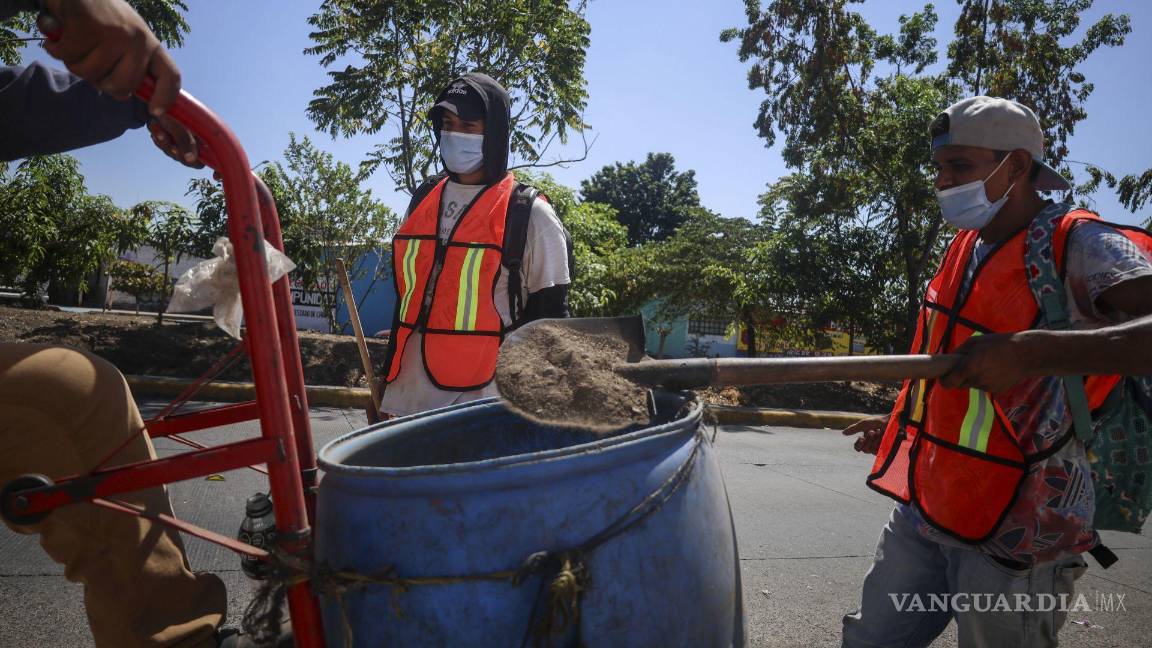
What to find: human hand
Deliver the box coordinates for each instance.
[147,114,203,168]
[40,0,181,116]
[939,333,1031,394]
[841,415,888,455]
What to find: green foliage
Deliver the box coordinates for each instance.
[188,134,397,330]
[947,0,1130,164]
[600,209,770,354]
[1,0,190,65]
[132,200,195,323]
[744,179,902,352]
[512,169,628,316]
[641,209,763,321]
[1117,170,1152,226]
[0,155,146,301]
[108,259,166,313]
[186,167,293,260]
[580,153,701,246]
[305,0,591,193]
[722,0,1132,349]
[1077,165,1152,227]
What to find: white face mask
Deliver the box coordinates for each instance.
[439,131,484,175]
[935,156,1015,230]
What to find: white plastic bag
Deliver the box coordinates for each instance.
[168,237,296,339]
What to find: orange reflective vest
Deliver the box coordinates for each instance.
[868,208,1152,542]
[385,174,515,391]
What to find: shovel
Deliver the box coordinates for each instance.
[496,316,959,428]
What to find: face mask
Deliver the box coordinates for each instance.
[935,156,1015,230]
[439,131,484,175]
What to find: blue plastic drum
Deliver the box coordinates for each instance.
[315,395,745,647]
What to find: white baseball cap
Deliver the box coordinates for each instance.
[930,96,1071,191]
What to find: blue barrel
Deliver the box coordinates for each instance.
[315,395,745,647]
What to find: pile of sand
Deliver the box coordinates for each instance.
[495,322,650,433]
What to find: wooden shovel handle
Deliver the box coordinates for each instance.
[614,354,961,389]
[335,258,382,423]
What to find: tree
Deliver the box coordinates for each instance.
[1079,166,1152,227]
[580,153,701,246]
[135,200,195,324]
[1,0,190,65]
[947,0,1130,166]
[603,209,769,355]
[722,0,1132,348]
[188,134,397,331]
[0,155,147,303]
[744,176,902,353]
[511,170,628,316]
[305,0,591,193]
[108,259,166,314]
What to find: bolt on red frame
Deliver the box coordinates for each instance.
[1,81,326,647]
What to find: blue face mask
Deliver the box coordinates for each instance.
[935,156,1015,230]
[439,131,484,175]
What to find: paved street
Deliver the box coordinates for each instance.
[1,403,1149,647]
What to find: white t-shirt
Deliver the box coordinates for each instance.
[380,180,571,417]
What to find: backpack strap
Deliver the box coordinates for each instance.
[1023,202,1094,443]
[503,182,539,326]
[405,173,448,218]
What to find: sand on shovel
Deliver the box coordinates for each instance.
[495,321,651,433]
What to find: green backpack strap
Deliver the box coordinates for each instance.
[1022,203,1094,444]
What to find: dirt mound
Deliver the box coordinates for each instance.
[0,304,899,414]
[0,305,387,388]
[699,381,897,414]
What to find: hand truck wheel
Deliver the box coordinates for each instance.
[0,473,55,526]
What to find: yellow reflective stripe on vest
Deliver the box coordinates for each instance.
[454,247,486,331]
[909,310,939,424]
[959,387,995,453]
[399,239,422,320]
[954,331,992,453]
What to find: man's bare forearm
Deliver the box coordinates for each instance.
[1018,315,1152,376]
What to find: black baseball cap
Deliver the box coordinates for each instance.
[430,79,486,122]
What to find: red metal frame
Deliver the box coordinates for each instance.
[2,81,326,646]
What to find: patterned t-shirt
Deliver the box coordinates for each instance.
[903,206,1152,564]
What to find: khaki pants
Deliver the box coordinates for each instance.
[0,343,226,647]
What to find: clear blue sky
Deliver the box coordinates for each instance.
[31,0,1152,227]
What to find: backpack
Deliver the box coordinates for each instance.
[406,174,575,327]
[1024,206,1152,565]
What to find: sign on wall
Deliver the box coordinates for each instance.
[290,276,336,333]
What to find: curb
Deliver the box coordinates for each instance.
[127,375,877,429]
[125,375,371,410]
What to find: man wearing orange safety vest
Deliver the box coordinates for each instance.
[379,73,571,418]
[841,96,1152,648]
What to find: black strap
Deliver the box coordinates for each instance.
[502,183,576,329]
[404,173,447,218]
[399,178,569,332]
[503,183,539,327]
[1089,544,1120,569]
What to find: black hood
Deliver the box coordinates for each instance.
[430,72,511,186]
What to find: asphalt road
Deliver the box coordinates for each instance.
[1,403,1148,647]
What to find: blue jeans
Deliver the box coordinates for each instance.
[842,506,1087,648]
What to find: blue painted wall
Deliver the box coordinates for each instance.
[333,249,395,338]
[640,302,740,359]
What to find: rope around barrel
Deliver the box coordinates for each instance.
[243,429,707,648]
